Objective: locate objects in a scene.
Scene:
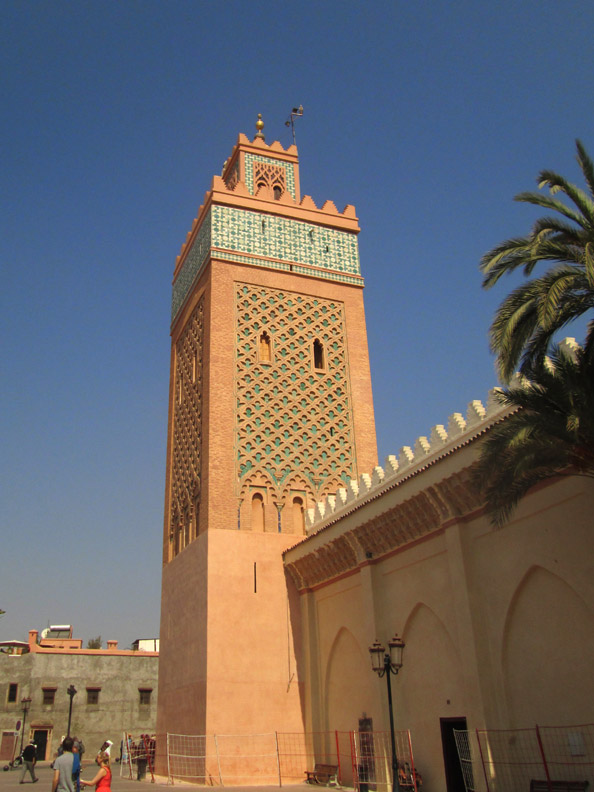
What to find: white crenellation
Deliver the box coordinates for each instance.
[466,400,486,427]
[336,488,348,507]
[346,479,359,503]
[384,456,399,478]
[559,337,578,356]
[358,473,372,496]
[486,388,504,411]
[371,466,386,487]
[398,446,415,471]
[430,424,448,449]
[447,412,466,437]
[414,436,430,457]
[314,501,326,521]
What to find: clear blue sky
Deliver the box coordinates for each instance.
[2,1,593,648]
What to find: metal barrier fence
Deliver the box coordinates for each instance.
[454,724,594,792]
[165,729,420,787]
[351,729,421,792]
[120,733,158,782]
[453,729,478,792]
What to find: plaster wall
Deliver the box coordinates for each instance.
[0,651,158,761]
[288,464,594,792]
[157,535,208,737]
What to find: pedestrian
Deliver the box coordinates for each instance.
[52,737,74,792]
[80,752,111,792]
[72,740,81,792]
[19,741,38,784]
[73,737,85,763]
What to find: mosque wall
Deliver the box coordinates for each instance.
[284,415,594,792]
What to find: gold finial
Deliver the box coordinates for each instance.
[255,113,265,141]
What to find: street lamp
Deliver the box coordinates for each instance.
[19,697,32,754]
[369,634,405,792]
[66,685,77,737]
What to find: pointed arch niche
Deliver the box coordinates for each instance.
[325,629,377,730]
[251,492,265,532]
[399,603,466,786]
[258,330,272,363]
[324,627,379,736]
[502,566,594,726]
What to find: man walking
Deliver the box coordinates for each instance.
[52,737,74,792]
[19,741,38,784]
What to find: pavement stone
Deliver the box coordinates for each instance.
[1,762,319,792]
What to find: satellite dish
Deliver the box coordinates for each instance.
[40,628,49,639]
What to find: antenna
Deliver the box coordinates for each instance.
[285,105,304,146]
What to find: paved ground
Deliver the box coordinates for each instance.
[1,762,318,792]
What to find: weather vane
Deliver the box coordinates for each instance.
[285,105,304,146]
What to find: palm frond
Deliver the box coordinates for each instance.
[473,340,594,526]
[585,242,594,289]
[514,191,591,231]
[535,171,594,224]
[480,236,535,287]
[575,139,594,201]
[531,215,587,244]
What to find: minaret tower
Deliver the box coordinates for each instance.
[157,117,377,753]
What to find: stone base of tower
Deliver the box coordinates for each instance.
[156,528,305,781]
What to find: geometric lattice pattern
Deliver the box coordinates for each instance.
[244,153,296,199]
[169,297,205,558]
[235,283,356,502]
[253,161,286,196]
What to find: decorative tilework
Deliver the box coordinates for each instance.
[171,207,362,324]
[213,206,360,273]
[245,154,296,199]
[171,209,212,322]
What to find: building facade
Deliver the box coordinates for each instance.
[283,393,594,790]
[156,121,377,745]
[0,629,158,763]
[157,122,594,790]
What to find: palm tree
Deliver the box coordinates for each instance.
[480,140,594,383]
[472,337,594,526]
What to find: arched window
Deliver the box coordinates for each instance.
[273,185,282,200]
[259,331,271,362]
[313,339,325,370]
[292,496,305,534]
[251,492,264,532]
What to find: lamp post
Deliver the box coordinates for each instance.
[369,634,405,792]
[66,685,77,737]
[19,697,32,755]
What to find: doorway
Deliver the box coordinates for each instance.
[440,717,470,792]
[32,730,49,761]
[0,731,18,761]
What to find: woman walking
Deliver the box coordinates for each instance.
[80,752,111,792]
